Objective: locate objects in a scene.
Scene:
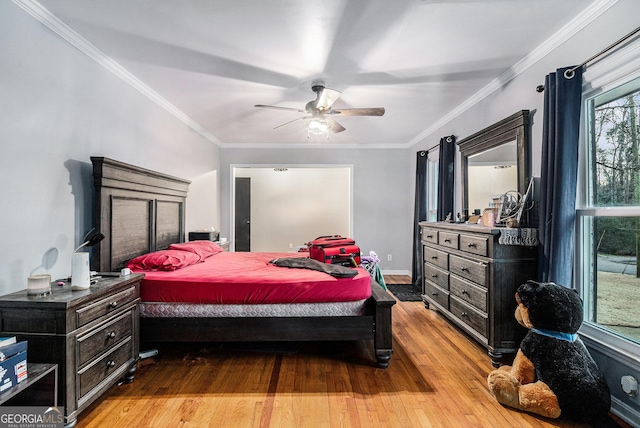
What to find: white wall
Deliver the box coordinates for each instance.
[222,148,411,274]
[234,167,351,252]
[0,2,221,295]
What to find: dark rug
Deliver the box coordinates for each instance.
[386,283,422,302]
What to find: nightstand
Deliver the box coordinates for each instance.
[0,273,143,427]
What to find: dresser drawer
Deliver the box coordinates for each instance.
[78,337,133,399]
[459,234,489,257]
[450,296,488,339]
[424,263,449,290]
[76,286,138,327]
[424,246,448,270]
[77,311,133,367]
[438,231,459,250]
[450,255,488,286]
[450,275,487,313]
[423,281,449,309]
[422,228,438,245]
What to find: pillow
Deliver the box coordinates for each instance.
[127,250,202,271]
[168,241,224,259]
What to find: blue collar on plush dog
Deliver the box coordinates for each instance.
[532,328,578,342]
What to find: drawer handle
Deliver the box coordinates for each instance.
[444,238,451,243]
[461,312,469,318]
[107,331,117,339]
[467,243,477,248]
[431,255,438,259]
[461,267,469,272]
[431,274,438,278]
[106,360,116,368]
[461,290,469,295]
[426,234,433,238]
[431,292,438,296]
[108,301,118,309]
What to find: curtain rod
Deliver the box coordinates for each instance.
[536,25,640,92]
[419,135,455,156]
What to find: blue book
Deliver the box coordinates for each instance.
[0,341,27,361]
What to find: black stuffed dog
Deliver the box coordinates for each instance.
[487,281,613,425]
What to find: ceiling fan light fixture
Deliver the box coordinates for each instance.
[305,117,332,135]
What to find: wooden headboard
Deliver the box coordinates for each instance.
[91,157,191,272]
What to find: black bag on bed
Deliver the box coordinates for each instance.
[269,257,358,278]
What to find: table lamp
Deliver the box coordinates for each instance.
[71,231,104,291]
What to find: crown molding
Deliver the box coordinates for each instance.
[220,142,405,150]
[407,0,620,147]
[12,0,223,147]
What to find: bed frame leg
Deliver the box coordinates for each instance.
[375,349,393,368]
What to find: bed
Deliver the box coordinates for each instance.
[91,157,396,368]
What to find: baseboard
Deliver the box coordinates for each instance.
[380,269,411,276]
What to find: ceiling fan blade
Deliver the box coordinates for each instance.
[315,88,342,111]
[255,104,305,113]
[327,118,346,133]
[274,116,306,130]
[328,107,385,116]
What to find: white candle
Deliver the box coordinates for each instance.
[27,274,51,295]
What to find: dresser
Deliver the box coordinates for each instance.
[0,273,142,427]
[419,222,537,366]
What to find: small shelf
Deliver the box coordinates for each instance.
[0,363,57,406]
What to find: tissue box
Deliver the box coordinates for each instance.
[189,231,219,242]
[0,344,28,392]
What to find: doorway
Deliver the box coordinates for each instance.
[231,166,353,252]
[234,177,251,251]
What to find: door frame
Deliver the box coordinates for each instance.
[230,164,354,252]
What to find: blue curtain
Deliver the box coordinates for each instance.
[411,150,428,287]
[537,66,583,286]
[437,135,456,221]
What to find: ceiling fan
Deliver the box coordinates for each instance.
[254,82,385,137]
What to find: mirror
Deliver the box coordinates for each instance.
[457,110,530,218]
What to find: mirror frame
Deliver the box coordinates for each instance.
[457,110,530,215]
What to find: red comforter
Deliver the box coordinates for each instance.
[135,252,372,304]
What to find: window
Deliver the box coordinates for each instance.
[426,149,439,222]
[578,74,640,345]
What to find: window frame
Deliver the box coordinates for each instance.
[575,37,640,356]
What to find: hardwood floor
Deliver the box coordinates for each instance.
[76,275,628,428]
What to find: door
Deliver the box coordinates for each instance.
[235,177,251,251]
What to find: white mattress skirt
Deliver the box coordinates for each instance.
[140,300,368,318]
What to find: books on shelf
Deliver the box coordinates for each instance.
[0,341,27,362]
[0,336,16,348]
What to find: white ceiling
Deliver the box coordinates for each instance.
[35,0,595,148]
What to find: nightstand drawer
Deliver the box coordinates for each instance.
[424,246,449,270]
[78,337,132,399]
[450,275,487,313]
[450,255,488,286]
[424,263,449,290]
[76,286,138,328]
[77,311,133,367]
[450,296,488,338]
